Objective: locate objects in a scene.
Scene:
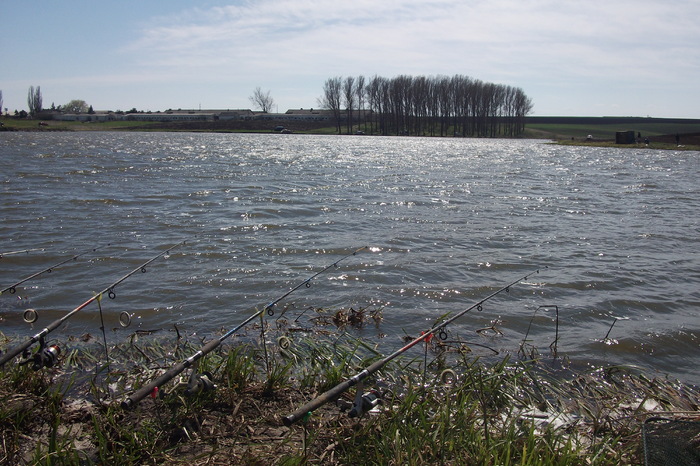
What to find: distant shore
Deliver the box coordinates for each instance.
[2,115,700,150]
[553,138,700,151]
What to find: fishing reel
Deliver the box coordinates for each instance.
[20,337,61,371]
[337,380,381,419]
[185,371,216,396]
[184,361,216,396]
[349,389,380,418]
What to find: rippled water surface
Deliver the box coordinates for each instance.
[2,132,699,384]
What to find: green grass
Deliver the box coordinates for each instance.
[1,117,160,131]
[554,139,700,151]
[0,116,346,134]
[2,316,698,464]
[5,115,700,141]
[524,117,700,141]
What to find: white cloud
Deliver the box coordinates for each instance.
[123,0,700,81]
[4,0,698,116]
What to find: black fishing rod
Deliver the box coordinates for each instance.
[121,246,367,409]
[0,240,188,370]
[282,267,544,426]
[1,244,110,296]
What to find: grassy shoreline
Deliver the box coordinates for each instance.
[551,139,700,151]
[2,310,699,465]
[4,116,700,150]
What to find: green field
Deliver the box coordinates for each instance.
[524,116,700,140]
[0,117,161,132]
[4,115,700,148]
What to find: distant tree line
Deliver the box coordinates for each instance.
[319,74,533,137]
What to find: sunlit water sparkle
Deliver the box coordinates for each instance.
[1,132,699,384]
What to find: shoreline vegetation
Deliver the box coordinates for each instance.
[2,118,700,463]
[1,305,699,464]
[2,115,700,151]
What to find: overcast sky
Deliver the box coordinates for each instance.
[2,0,699,117]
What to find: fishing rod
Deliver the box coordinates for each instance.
[0,248,45,259]
[121,246,367,409]
[282,266,545,426]
[1,244,110,296]
[0,240,188,370]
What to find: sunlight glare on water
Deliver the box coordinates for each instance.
[1,132,699,384]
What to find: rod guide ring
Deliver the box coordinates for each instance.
[119,311,132,328]
[23,308,38,323]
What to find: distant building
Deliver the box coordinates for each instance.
[219,110,256,120]
[122,110,217,122]
[284,108,331,121]
[41,108,371,123]
[52,111,116,122]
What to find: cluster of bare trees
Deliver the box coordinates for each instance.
[319,75,533,137]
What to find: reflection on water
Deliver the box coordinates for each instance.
[1,132,699,384]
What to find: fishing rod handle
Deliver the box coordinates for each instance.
[121,338,220,409]
[0,339,33,367]
[283,364,379,426]
[121,360,190,409]
[0,331,46,367]
[283,378,357,427]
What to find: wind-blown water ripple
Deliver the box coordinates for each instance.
[1,132,698,384]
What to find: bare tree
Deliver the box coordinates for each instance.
[249,87,275,113]
[318,77,343,134]
[342,76,355,134]
[355,75,366,132]
[0,90,3,115]
[366,75,382,134]
[320,74,533,138]
[27,85,42,117]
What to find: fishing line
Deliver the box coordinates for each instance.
[95,293,110,369]
[283,266,545,426]
[604,317,618,341]
[0,240,189,369]
[121,246,367,409]
[1,244,111,296]
[421,332,432,401]
[519,305,560,358]
[260,309,271,376]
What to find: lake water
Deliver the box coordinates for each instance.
[1,131,699,385]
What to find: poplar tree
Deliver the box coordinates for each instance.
[27,86,43,117]
[322,74,533,137]
[342,76,355,134]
